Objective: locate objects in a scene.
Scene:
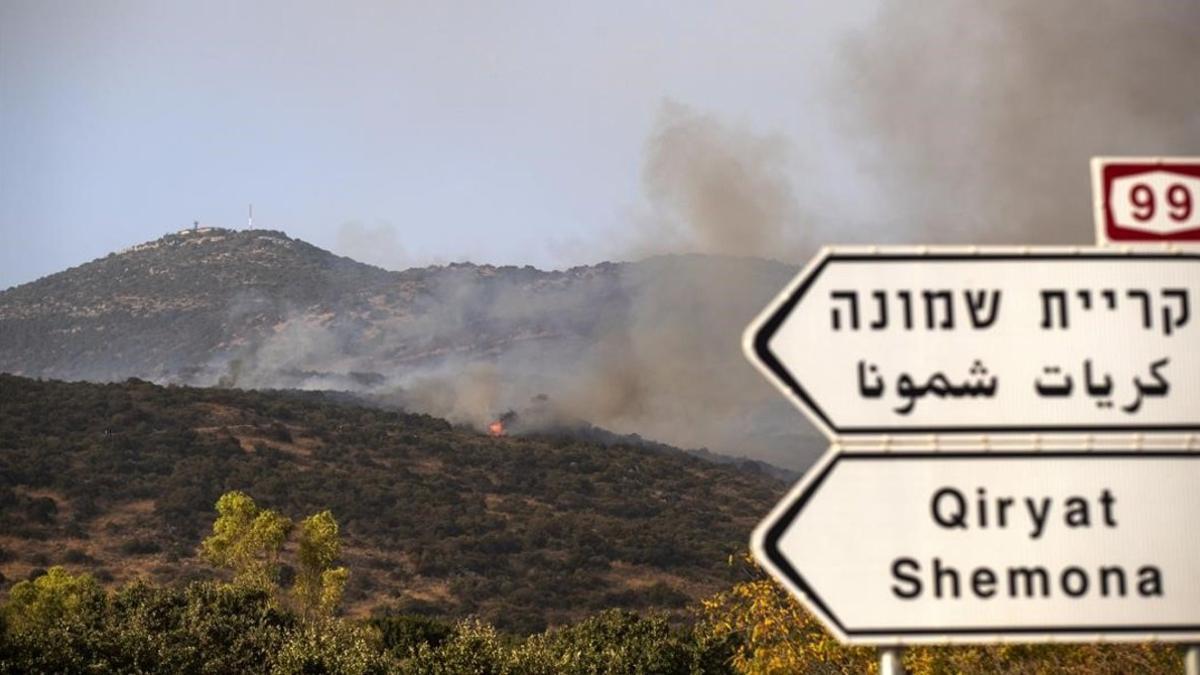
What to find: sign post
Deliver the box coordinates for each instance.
[879,647,904,675]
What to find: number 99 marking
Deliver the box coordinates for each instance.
[1130,183,1193,223]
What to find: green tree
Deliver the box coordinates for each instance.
[697,569,873,674]
[3,566,105,635]
[293,510,349,619]
[0,567,108,672]
[202,491,292,588]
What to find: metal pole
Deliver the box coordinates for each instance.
[878,647,904,675]
[1185,645,1199,675]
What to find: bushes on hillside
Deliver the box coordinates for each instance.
[0,374,778,630]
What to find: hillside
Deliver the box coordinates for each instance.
[0,228,392,382]
[0,227,824,470]
[0,375,785,633]
[0,227,626,385]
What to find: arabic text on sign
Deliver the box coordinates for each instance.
[858,358,1173,417]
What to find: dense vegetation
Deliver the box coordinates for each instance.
[0,375,781,632]
[0,539,1184,674]
[0,563,730,674]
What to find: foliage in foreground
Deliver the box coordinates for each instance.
[0,494,1188,674]
[201,491,348,620]
[2,562,1188,674]
[0,571,720,675]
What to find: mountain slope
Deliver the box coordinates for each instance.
[0,227,632,385]
[0,227,824,470]
[0,228,391,381]
[0,374,784,632]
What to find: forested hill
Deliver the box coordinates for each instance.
[0,375,784,633]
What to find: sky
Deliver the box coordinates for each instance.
[2,1,1197,290]
[0,1,876,288]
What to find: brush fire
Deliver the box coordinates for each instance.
[488,410,518,437]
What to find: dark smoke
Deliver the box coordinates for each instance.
[841,1,1200,245]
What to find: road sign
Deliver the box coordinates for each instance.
[742,247,1200,442]
[1092,157,1200,245]
[752,448,1200,644]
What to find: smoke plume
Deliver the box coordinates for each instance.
[841,1,1200,245]
[211,3,1200,471]
[375,103,820,468]
[636,101,809,260]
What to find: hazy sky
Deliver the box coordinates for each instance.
[0,1,876,288]
[3,1,1197,290]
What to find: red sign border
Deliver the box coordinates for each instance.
[1092,157,1200,243]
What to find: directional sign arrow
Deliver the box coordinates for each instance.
[743,247,1200,441]
[752,449,1200,644]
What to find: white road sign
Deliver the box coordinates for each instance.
[752,449,1200,644]
[743,247,1200,442]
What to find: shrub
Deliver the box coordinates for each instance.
[371,613,455,656]
[400,619,511,674]
[512,609,708,674]
[270,620,389,675]
[61,548,96,565]
[119,538,162,556]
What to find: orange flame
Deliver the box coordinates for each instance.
[488,419,505,437]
